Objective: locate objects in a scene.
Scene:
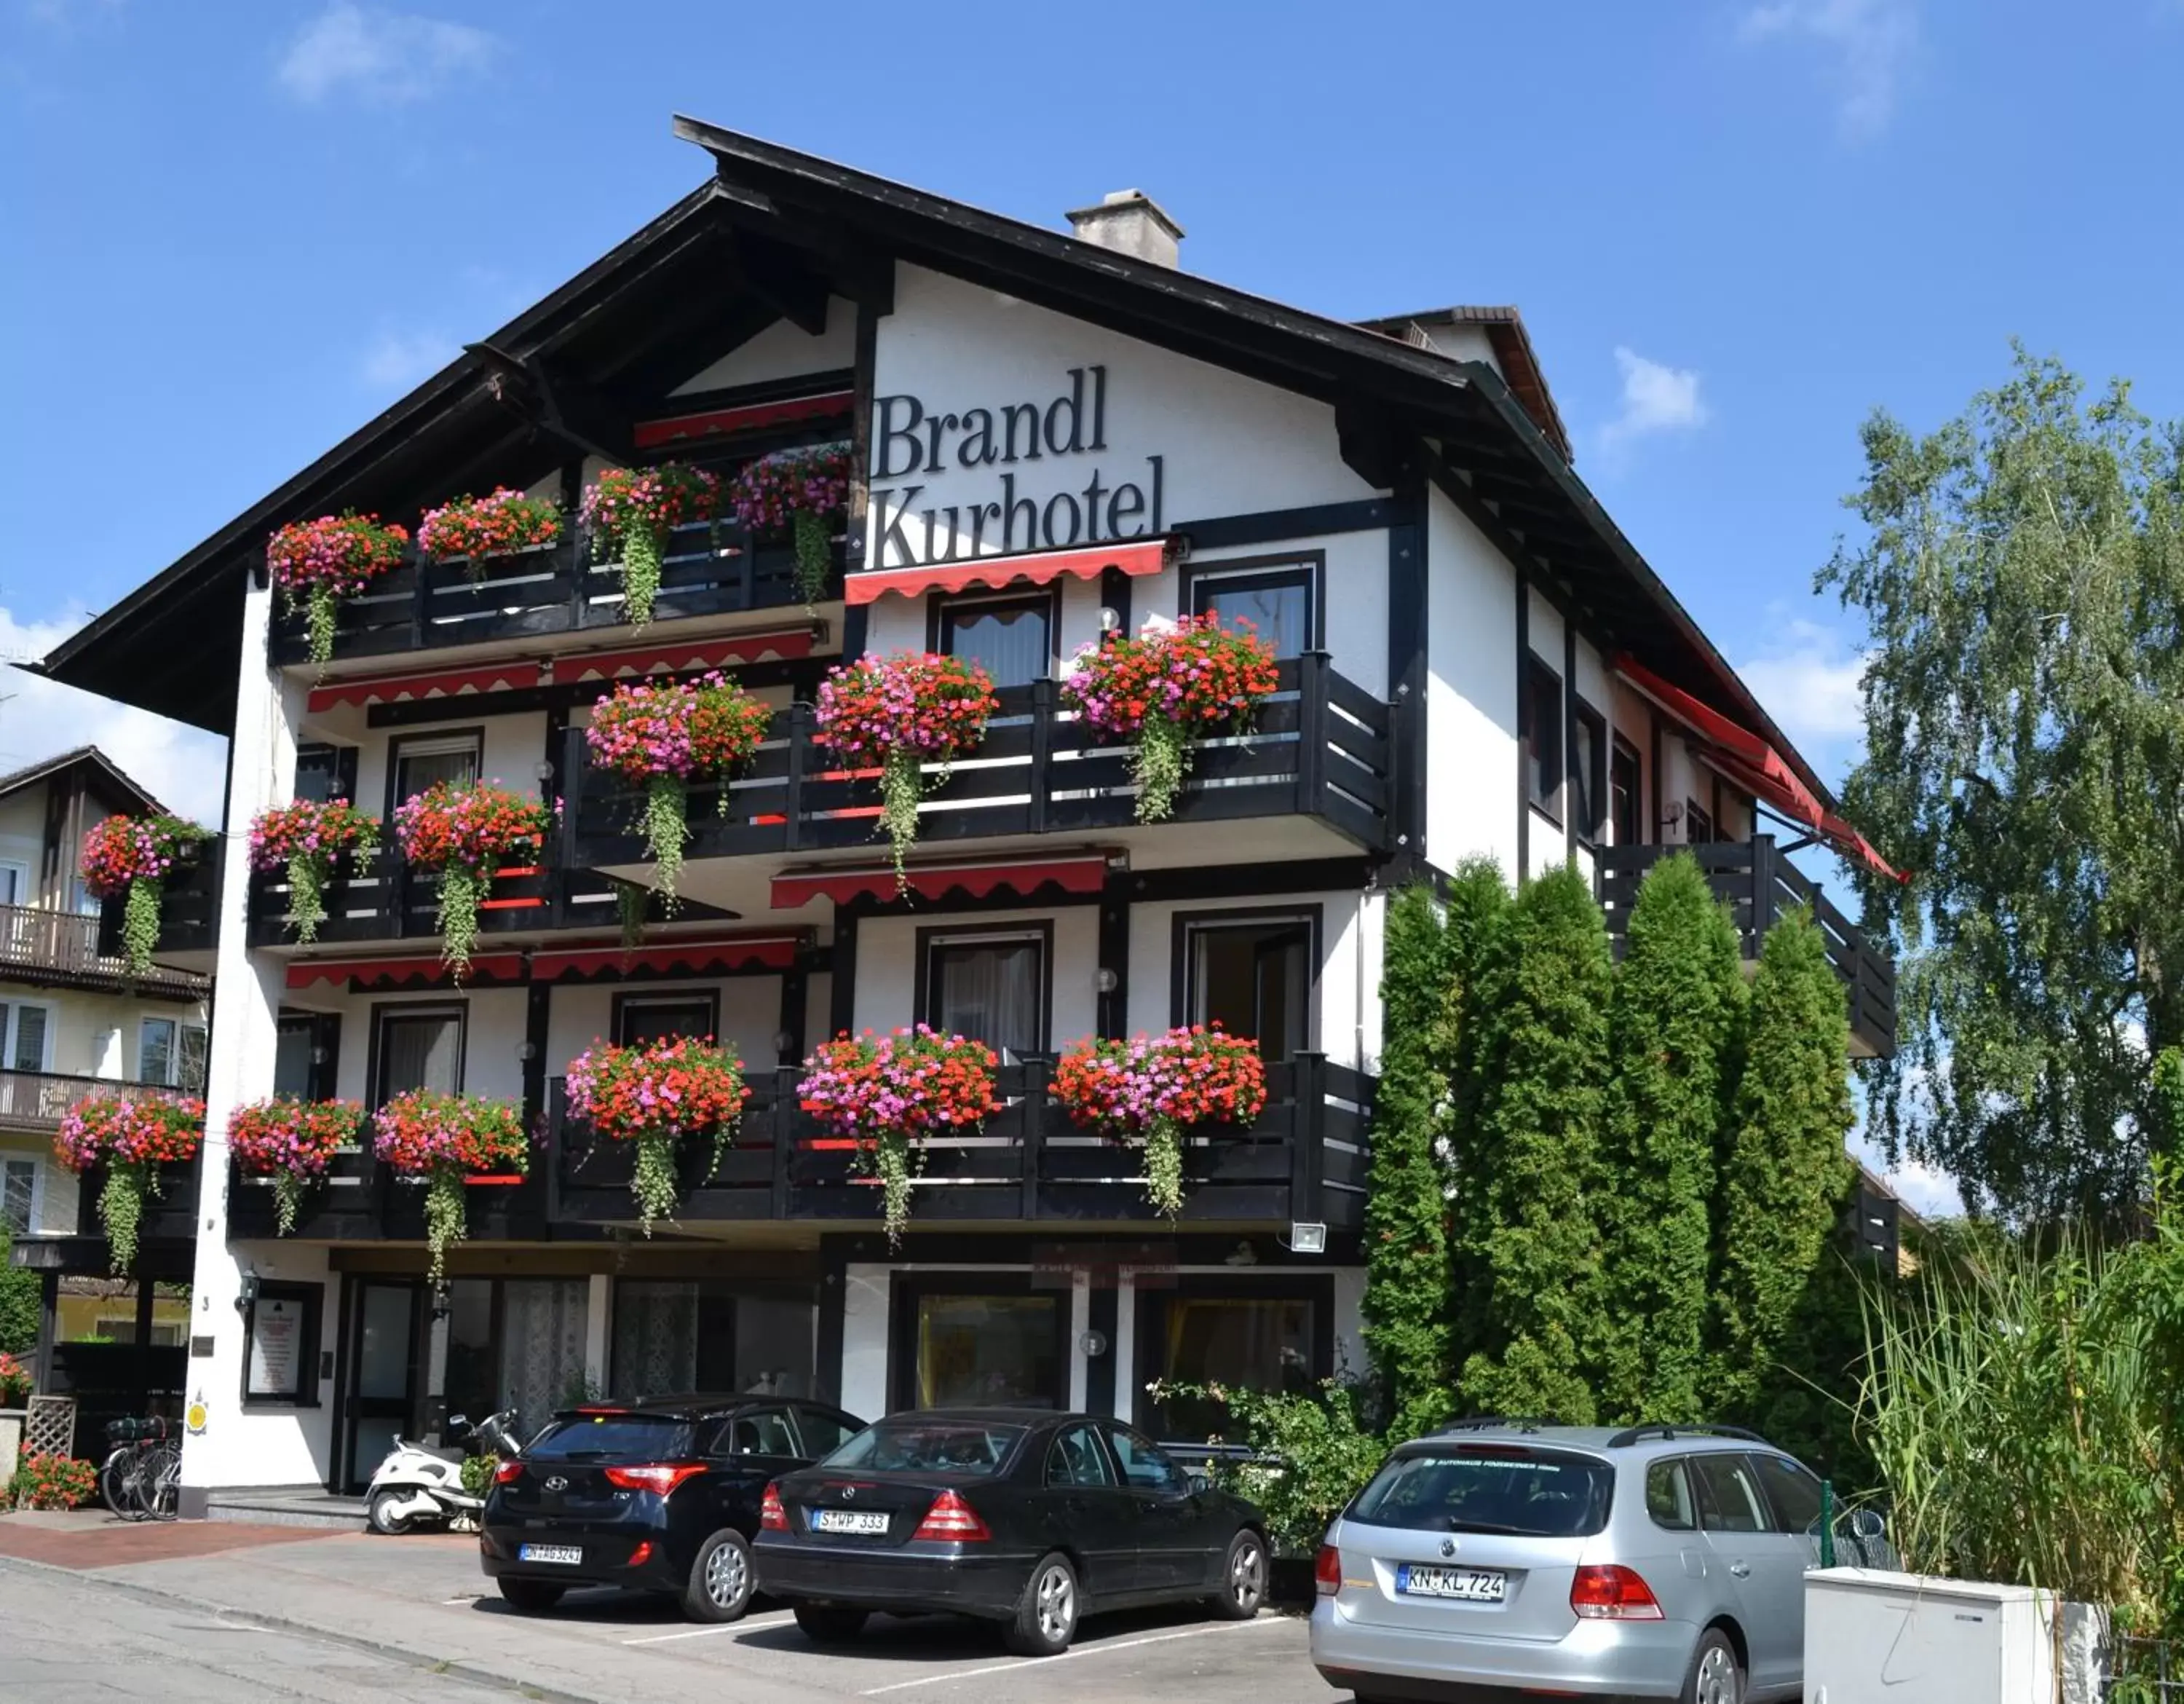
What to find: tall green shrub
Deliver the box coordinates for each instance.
[0,1233,39,1357]
[1712,907,1856,1416]
[1455,864,1613,1423]
[1440,860,1514,1389]
[1595,854,1746,1424]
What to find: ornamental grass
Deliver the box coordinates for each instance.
[585,673,772,905]
[563,1037,751,1234]
[246,797,379,945]
[813,653,997,889]
[226,1098,367,1235]
[1053,1025,1268,1216]
[1061,615,1282,822]
[372,1089,528,1282]
[391,781,553,981]
[798,1026,1000,1245]
[267,513,409,667]
[580,462,721,629]
[54,1093,205,1274]
[78,813,210,976]
[727,442,850,606]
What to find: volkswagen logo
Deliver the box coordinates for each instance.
[543,1475,568,1494]
[1440,1537,1457,1558]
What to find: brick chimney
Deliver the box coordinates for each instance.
[1065,189,1184,268]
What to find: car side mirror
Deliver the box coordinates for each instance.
[1848,1508,1886,1542]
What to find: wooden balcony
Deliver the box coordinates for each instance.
[3,897,208,1001]
[0,1070,191,1134]
[266,521,840,668]
[225,1143,549,1242]
[95,841,222,974]
[548,1056,1373,1231]
[71,1150,202,1246]
[1594,835,1896,1059]
[565,654,1393,871]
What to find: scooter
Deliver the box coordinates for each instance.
[364,1409,519,1536]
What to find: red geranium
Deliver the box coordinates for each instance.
[266,513,410,666]
[55,1092,205,1272]
[564,1037,752,1234]
[247,798,380,945]
[579,462,721,628]
[584,674,772,905]
[813,653,998,887]
[392,781,553,980]
[1053,1025,1267,1216]
[372,1089,529,1281]
[229,1099,367,1235]
[418,489,562,564]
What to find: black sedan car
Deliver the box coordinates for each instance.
[480,1395,864,1621]
[755,1408,1269,1656]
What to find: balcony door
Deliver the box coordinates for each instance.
[340,1279,422,1491]
[1178,912,1314,1061]
[918,926,1048,1064]
[370,1003,466,1108]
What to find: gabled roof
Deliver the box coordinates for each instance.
[39,121,1839,813]
[1354,306,1571,464]
[0,744,169,816]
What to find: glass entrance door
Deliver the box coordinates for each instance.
[343,1282,420,1491]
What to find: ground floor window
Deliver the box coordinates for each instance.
[1136,1279,1332,1440]
[895,1279,1067,1412]
[2,1156,36,1232]
[443,1277,586,1437]
[607,1280,815,1400]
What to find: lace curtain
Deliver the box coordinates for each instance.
[610,1281,698,1400]
[498,1279,586,1439]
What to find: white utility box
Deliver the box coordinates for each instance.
[1804,1568,2055,1704]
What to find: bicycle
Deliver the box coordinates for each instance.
[100,1416,181,1521]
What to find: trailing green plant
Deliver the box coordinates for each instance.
[1150,1377,1387,1557]
[581,464,721,629]
[1594,853,1746,1424]
[1453,864,1612,1424]
[246,798,379,945]
[78,813,211,975]
[54,1095,205,1274]
[1710,907,1857,1418]
[266,513,410,667]
[727,443,850,607]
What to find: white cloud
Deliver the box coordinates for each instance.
[1740,0,1918,140]
[1848,1131,1965,1218]
[1598,347,1710,460]
[359,326,457,391]
[1736,618,1872,757]
[0,607,227,827]
[274,3,496,106]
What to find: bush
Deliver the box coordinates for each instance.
[1150,1379,1387,1556]
[9,1451,96,1510]
[0,1232,38,1357]
[460,1452,500,1499]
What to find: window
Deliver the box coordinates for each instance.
[938,593,1053,689]
[1752,1453,1827,1535]
[141,1018,208,1089]
[1152,1295,1314,1438]
[1690,1451,1769,1534]
[794,1408,860,1459]
[1523,658,1564,821]
[718,1407,799,1457]
[2,1159,36,1232]
[1047,1423,1116,1488]
[909,1291,1064,1410]
[1572,704,1606,843]
[1101,1426,1187,1494]
[274,1018,315,1100]
[1685,798,1715,845]
[1188,560,1316,659]
[614,993,719,1047]
[0,1001,50,1073]
[293,743,357,805]
[0,862,27,906]
[387,732,481,813]
[1180,913,1313,1060]
[371,1003,465,1107]
[828,1419,1025,1473]
[919,926,1048,1062]
[1611,737,1642,847]
[1351,1448,1614,1539]
[1646,1459,1698,1531]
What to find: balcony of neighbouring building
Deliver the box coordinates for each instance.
[9,891,209,1001]
[92,843,222,982]
[1,1071,192,1135]
[265,517,844,669]
[1594,835,1897,1060]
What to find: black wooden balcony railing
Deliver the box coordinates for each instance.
[94,840,222,974]
[71,1148,203,1246]
[266,520,843,668]
[225,1140,549,1242]
[549,1056,1372,1230]
[566,654,1392,869]
[1594,836,1896,1059]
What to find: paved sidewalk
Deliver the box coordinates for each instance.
[0,1508,333,1568]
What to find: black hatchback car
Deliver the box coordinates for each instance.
[756,1408,1269,1656]
[480,1395,865,1621]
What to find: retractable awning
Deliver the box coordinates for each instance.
[843,537,1171,607]
[772,853,1112,910]
[286,953,527,991]
[531,934,802,980]
[1610,655,1904,883]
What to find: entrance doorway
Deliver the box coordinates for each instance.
[341,1280,422,1492]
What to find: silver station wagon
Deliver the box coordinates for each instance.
[1310,1421,1834,1704]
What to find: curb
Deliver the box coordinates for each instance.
[0,1550,617,1704]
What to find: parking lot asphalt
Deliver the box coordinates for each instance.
[4,1524,1350,1704]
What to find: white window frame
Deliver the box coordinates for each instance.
[1,1156,40,1234]
[0,859,31,908]
[0,1000,54,1074]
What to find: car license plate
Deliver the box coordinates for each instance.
[1396,1564,1506,1601]
[518,1544,582,1565]
[811,1509,890,1536]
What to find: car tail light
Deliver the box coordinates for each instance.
[912,1489,991,1542]
[604,1464,707,1496]
[760,1483,789,1531]
[1570,1563,1664,1620]
[492,1459,523,1486]
[1315,1544,1342,1596]
[628,1541,653,1566]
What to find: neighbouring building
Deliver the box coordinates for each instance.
[31,125,1895,1515]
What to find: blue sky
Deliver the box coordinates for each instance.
[6,0,2180,1200]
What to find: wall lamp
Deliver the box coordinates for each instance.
[234,1271,261,1316]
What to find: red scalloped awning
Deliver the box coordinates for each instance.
[532,934,802,981]
[552,628,816,686]
[772,855,1110,910]
[844,537,1169,607]
[633,390,852,451]
[308,661,545,714]
[1612,654,1905,883]
[286,954,527,991]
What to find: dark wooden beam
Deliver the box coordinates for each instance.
[467,341,633,463]
[725,232,830,336]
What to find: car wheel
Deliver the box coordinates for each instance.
[1211,1529,1267,1620]
[366,1490,415,1536]
[1685,1628,1744,1704]
[682,1529,754,1622]
[496,1578,566,1614]
[1005,1553,1080,1657]
[794,1604,870,1644]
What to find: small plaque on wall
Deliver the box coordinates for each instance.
[190,1336,215,1359]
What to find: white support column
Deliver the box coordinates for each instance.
[1112,1269,1137,1425]
[584,1274,612,1395]
[1067,1270,1089,1412]
[177,575,300,1517]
